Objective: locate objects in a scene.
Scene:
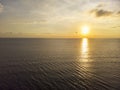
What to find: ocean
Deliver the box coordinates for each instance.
[0,38,120,90]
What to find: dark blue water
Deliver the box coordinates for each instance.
[0,38,120,90]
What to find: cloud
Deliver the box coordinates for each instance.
[112,26,120,28]
[96,3,105,8]
[0,3,3,13]
[117,11,120,14]
[90,9,113,17]
[11,20,47,25]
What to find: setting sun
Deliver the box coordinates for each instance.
[81,25,90,36]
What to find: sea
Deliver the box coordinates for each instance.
[0,38,120,90]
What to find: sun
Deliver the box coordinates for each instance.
[81,25,90,36]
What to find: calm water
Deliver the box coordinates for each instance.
[0,38,120,90]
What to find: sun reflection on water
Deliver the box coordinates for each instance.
[81,38,89,62]
[76,38,93,79]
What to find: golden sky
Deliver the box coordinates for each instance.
[0,0,120,38]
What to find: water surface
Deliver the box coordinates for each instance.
[0,38,120,90]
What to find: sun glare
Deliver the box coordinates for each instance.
[81,25,90,36]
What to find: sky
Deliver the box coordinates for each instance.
[0,0,120,38]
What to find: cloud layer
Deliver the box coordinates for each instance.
[0,3,3,13]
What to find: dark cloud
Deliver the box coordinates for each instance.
[90,9,113,17]
[117,11,120,14]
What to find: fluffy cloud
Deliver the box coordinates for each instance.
[90,9,113,17]
[0,3,3,13]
